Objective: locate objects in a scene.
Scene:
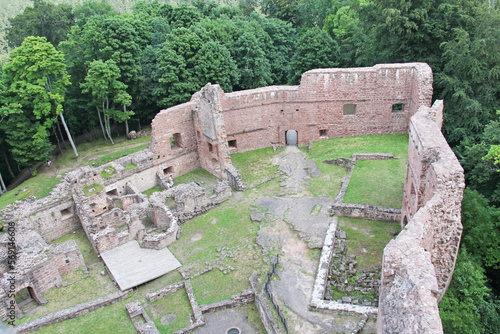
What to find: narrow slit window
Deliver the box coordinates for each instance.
[208,143,213,153]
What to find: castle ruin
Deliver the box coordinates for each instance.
[0,63,464,333]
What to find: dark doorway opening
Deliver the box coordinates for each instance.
[285,130,298,146]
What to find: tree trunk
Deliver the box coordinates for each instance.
[59,111,79,157]
[98,104,108,143]
[53,125,63,153]
[124,104,129,137]
[0,172,6,194]
[56,120,68,150]
[1,144,15,179]
[105,98,114,144]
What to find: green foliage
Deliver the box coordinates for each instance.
[1,36,70,167]
[440,248,500,334]
[460,188,500,269]
[289,27,340,84]
[124,163,136,170]
[100,165,116,179]
[6,0,74,48]
[82,183,103,197]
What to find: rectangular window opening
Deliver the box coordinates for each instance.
[163,166,173,175]
[170,133,182,148]
[106,189,118,197]
[228,140,237,148]
[343,104,356,115]
[208,142,213,153]
[392,103,404,112]
[60,207,73,219]
[319,129,328,137]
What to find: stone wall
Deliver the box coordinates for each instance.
[218,63,432,152]
[15,290,131,333]
[377,101,465,333]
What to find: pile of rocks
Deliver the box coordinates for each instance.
[324,228,381,307]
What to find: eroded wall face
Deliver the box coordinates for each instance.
[150,101,201,178]
[378,103,465,333]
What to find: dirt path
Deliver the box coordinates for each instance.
[254,147,364,333]
[272,146,321,197]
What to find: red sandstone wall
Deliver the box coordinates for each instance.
[378,102,465,333]
[150,63,433,157]
[150,100,201,178]
[219,63,433,151]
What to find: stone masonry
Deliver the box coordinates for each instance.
[0,63,463,332]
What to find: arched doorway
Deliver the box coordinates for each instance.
[285,130,298,146]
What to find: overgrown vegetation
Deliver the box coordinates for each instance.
[231,147,279,186]
[83,183,103,197]
[100,166,116,179]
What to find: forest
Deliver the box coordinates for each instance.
[0,0,499,332]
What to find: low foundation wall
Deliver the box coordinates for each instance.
[330,204,401,222]
[15,290,131,333]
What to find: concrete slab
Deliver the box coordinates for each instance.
[101,241,181,290]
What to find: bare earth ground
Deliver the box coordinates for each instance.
[251,146,368,333]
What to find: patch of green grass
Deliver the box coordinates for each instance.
[343,159,406,208]
[306,134,409,201]
[173,168,221,194]
[90,144,149,167]
[15,271,117,325]
[83,183,103,197]
[100,166,117,179]
[34,299,136,334]
[148,289,192,333]
[143,186,163,197]
[231,147,279,186]
[0,175,61,210]
[124,163,137,170]
[308,133,409,160]
[52,131,151,171]
[338,217,400,270]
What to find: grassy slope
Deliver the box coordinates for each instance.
[0,133,150,210]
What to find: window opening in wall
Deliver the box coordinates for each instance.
[319,129,328,137]
[392,103,404,112]
[228,140,237,148]
[106,189,118,197]
[60,207,73,219]
[163,166,173,175]
[285,130,298,146]
[208,142,213,153]
[343,104,356,115]
[170,133,182,148]
[403,216,409,227]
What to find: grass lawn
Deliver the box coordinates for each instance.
[1,131,151,211]
[306,133,408,206]
[148,289,192,333]
[34,299,136,334]
[231,147,280,186]
[0,175,61,210]
[338,217,400,270]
